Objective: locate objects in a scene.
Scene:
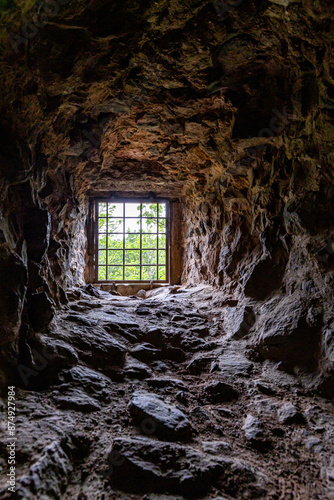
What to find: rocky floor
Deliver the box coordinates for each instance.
[0,285,333,499]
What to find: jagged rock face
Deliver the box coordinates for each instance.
[0,1,333,391]
[0,287,333,499]
[1,3,334,499]
[0,244,27,345]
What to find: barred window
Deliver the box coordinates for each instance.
[95,200,169,282]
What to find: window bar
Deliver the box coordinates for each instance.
[140,202,142,281]
[157,203,159,280]
[106,202,109,281]
[122,202,125,280]
[95,201,98,282]
[167,202,170,283]
[99,203,104,281]
[95,200,169,283]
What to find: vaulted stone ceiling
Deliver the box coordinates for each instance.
[1,0,333,199]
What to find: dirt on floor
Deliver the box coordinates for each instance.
[0,285,333,499]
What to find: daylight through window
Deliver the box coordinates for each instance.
[96,201,168,282]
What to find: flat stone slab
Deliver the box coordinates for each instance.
[55,324,127,368]
[128,391,192,441]
[201,440,232,455]
[65,365,112,402]
[124,356,152,379]
[65,314,98,327]
[108,436,257,497]
[130,343,160,362]
[87,310,139,328]
[218,351,253,377]
[53,387,101,412]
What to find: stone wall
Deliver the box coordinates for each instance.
[181,142,334,395]
[0,0,333,394]
[0,136,87,386]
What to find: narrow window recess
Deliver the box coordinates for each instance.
[94,199,170,283]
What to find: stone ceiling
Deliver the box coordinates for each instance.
[1,0,333,200]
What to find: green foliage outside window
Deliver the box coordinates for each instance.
[97,202,167,281]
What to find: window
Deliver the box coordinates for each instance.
[95,200,169,282]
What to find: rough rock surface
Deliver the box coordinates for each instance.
[0,0,333,497]
[241,414,270,450]
[53,387,102,412]
[108,436,260,497]
[0,288,332,499]
[129,391,192,441]
[16,440,72,499]
[223,305,256,340]
[0,244,27,345]
[0,0,332,397]
[203,380,239,403]
[277,402,306,425]
[258,293,323,370]
[218,350,253,378]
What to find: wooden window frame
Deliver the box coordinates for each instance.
[91,197,171,284]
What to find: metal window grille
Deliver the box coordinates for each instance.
[95,200,170,283]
